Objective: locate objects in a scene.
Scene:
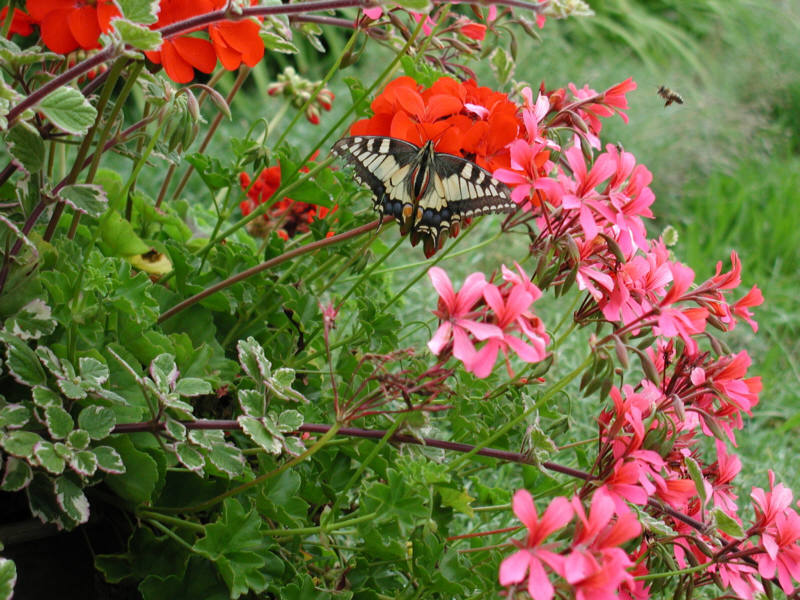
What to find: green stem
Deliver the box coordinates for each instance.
[446,353,594,473]
[264,511,378,537]
[145,519,198,553]
[634,561,713,581]
[139,510,205,533]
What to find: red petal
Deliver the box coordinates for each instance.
[161,40,196,83]
[39,11,78,53]
[426,94,462,121]
[68,5,102,49]
[172,36,217,73]
[25,0,72,21]
[97,1,120,31]
[216,20,263,66]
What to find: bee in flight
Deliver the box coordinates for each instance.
[657,86,684,107]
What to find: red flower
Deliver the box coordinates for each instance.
[1,7,35,38]
[208,0,263,71]
[239,163,336,240]
[144,0,217,84]
[349,75,522,172]
[26,0,119,53]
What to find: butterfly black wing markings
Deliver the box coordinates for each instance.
[332,135,516,255]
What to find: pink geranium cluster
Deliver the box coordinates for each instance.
[426,263,549,378]
[499,488,644,600]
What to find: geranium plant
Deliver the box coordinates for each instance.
[0,0,788,598]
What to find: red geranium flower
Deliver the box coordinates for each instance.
[26,0,119,53]
[1,7,35,38]
[239,163,336,240]
[144,0,217,84]
[349,75,523,172]
[207,0,263,71]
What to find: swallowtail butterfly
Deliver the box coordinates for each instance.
[332,136,516,256]
[657,85,684,107]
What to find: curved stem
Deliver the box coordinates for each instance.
[158,217,390,323]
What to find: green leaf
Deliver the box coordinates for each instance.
[68,450,98,477]
[32,386,61,408]
[138,556,228,600]
[45,405,74,439]
[1,456,33,491]
[78,406,116,440]
[237,337,272,383]
[116,0,159,23]
[175,441,205,473]
[392,0,430,10]
[193,499,280,598]
[0,403,30,428]
[104,436,159,503]
[238,416,282,454]
[238,389,265,417]
[79,356,109,387]
[5,121,44,173]
[34,441,66,474]
[436,486,475,517]
[362,469,428,532]
[57,184,108,218]
[685,456,707,506]
[58,378,86,400]
[207,442,246,478]
[4,299,56,340]
[67,428,91,450]
[54,474,90,525]
[713,506,745,538]
[490,47,515,85]
[93,445,126,474]
[174,377,212,397]
[2,430,42,458]
[257,469,309,528]
[260,30,298,54]
[114,19,162,49]
[99,209,152,256]
[164,416,186,441]
[37,86,97,135]
[277,409,303,433]
[0,332,46,386]
[0,558,17,600]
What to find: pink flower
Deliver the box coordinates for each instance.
[563,490,642,599]
[499,490,573,600]
[427,267,502,369]
[752,471,794,528]
[470,280,549,378]
[754,508,800,593]
[363,6,382,19]
[732,284,763,332]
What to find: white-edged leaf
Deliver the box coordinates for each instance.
[277,409,303,433]
[54,475,90,525]
[0,332,46,386]
[207,443,245,478]
[4,299,56,340]
[115,0,159,23]
[32,386,62,408]
[0,557,17,600]
[238,416,282,455]
[77,405,116,440]
[1,456,33,491]
[5,121,44,173]
[1,430,42,458]
[175,441,204,474]
[238,388,265,417]
[113,19,162,49]
[34,441,66,475]
[57,184,108,218]
[37,86,97,135]
[45,404,74,439]
[67,429,91,450]
[68,450,98,477]
[93,446,126,474]
[260,30,298,54]
[0,403,30,428]
[78,356,109,387]
[174,377,212,397]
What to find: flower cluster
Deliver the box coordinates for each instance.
[426,263,548,378]
[349,75,523,172]
[239,165,335,240]
[267,67,335,126]
[17,0,264,83]
[499,488,643,600]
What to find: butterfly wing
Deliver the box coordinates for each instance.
[412,151,515,253]
[333,135,516,256]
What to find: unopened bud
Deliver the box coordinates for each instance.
[306,105,320,125]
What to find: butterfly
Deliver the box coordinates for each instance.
[657,85,684,107]
[332,136,516,257]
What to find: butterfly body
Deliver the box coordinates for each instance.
[332,136,515,256]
